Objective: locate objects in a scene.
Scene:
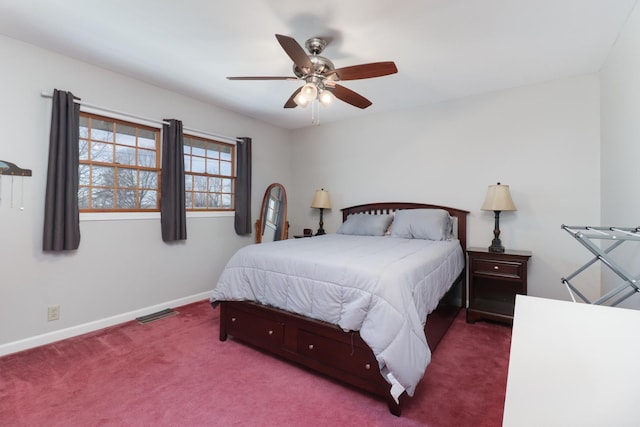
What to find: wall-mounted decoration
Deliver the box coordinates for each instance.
[0,160,31,210]
[0,160,32,176]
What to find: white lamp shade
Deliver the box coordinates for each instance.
[301,82,318,100]
[294,92,310,108]
[318,89,335,105]
[481,183,517,211]
[311,189,331,209]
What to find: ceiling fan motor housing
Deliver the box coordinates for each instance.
[293,55,335,79]
[293,37,334,79]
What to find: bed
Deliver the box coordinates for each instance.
[210,202,468,416]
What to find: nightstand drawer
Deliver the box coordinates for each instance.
[473,259,523,279]
[466,248,532,325]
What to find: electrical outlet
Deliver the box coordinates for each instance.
[48,305,60,321]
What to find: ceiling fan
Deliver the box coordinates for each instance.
[227,34,398,110]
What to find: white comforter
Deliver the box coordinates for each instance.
[210,234,464,398]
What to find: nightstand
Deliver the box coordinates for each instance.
[466,247,532,325]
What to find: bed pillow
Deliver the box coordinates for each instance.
[336,213,394,236]
[390,209,452,241]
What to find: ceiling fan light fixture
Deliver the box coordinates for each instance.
[301,82,318,100]
[294,91,310,108]
[318,89,335,105]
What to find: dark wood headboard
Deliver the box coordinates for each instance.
[341,202,469,251]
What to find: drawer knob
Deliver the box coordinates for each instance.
[308,344,314,350]
[493,266,499,270]
[365,363,371,370]
[231,317,236,322]
[268,330,273,335]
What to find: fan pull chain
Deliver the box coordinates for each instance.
[311,99,320,126]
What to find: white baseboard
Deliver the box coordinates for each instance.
[0,291,212,357]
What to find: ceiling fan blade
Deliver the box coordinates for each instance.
[331,61,398,81]
[284,87,302,108]
[227,76,298,81]
[275,34,313,73]
[332,84,372,109]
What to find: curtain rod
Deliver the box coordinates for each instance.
[40,91,243,144]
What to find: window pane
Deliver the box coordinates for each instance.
[192,156,205,173]
[220,161,232,176]
[208,145,220,159]
[208,194,220,208]
[220,146,232,161]
[91,119,114,142]
[192,140,206,157]
[79,140,89,161]
[115,145,136,165]
[117,190,138,208]
[221,194,232,208]
[140,190,157,208]
[91,165,114,186]
[79,164,90,185]
[78,187,89,208]
[222,178,233,193]
[183,156,191,172]
[91,142,113,163]
[140,170,158,189]
[115,124,137,146]
[117,168,137,189]
[185,192,193,209]
[193,192,207,208]
[185,175,193,191]
[138,148,155,168]
[208,177,221,192]
[183,136,192,154]
[194,175,207,191]
[138,129,156,149]
[79,117,89,139]
[92,188,113,208]
[206,160,219,175]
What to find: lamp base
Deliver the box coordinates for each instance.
[488,238,505,253]
[488,244,505,253]
[316,229,326,236]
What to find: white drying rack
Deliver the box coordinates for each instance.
[561,224,640,306]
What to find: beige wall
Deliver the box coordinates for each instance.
[0,35,292,352]
[289,75,602,304]
[600,3,640,309]
[4,5,639,352]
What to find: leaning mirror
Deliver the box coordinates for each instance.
[256,183,289,243]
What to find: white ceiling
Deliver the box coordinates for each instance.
[0,0,637,129]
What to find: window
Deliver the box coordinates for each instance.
[78,112,236,214]
[79,113,160,211]
[183,135,235,211]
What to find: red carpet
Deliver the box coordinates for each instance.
[0,301,511,426]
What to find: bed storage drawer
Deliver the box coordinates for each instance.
[297,329,380,381]
[225,305,285,348]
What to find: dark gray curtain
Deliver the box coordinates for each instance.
[43,89,81,252]
[234,137,252,235]
[160,119,187,242]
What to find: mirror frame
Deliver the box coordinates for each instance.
[256,183,289,243]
